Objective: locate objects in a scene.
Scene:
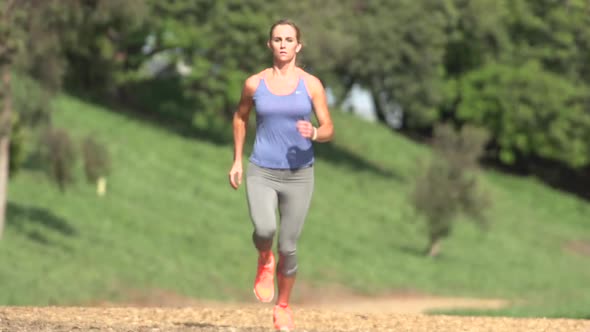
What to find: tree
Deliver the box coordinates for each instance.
[443,0,512,76]
[348,0,449,128]
[457,61,590,168]
[440,0,512,120]
[0,0,76,237]
[79,0,276,140]
[275,0,360,104]
[506,0,590,84]
[0,0,25,239]
[59,0,148,97]
[412,124,490,257]
[439,0,590,169]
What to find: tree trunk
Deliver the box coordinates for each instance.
[370,89,387,124]
[335,76,356,110]
[0,67,12,239]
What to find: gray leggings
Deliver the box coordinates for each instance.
[246,162,314,276]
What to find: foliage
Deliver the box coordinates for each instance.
[1,0,70,177]
[40,128,77,192]
[8,116,25,177]
[58,0,148,96]
[8,74,52,175]
[276,0,360,102]
[348,0,449,127]
[457,61,589,167]
[412,124,490,256]
[12,74,52,127]
[6,0,590,175]
[81,135,110,183]
[443,0,512,73]
[506,0,590,83]
[138,0,272,139]
[440,0,590,168]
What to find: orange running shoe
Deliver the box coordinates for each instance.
[253,251,275,302]
[273,304,294,331]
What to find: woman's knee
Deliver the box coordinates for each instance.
[252,229,275,251]
[254,225,276,240]
[277,250,298,276]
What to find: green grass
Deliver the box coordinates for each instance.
[1,94,589,319]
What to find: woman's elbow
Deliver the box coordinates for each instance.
[324,123,335,142]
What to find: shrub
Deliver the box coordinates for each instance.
[40,128,76,192]
[412,123,491,257]
[81,136,110,183]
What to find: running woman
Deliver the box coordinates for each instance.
[228,18,334,331]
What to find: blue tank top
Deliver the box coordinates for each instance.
[249,77,314,169]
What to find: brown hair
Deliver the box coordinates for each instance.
[269,19,301,43]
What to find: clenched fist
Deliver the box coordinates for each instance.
[296,120,316,140]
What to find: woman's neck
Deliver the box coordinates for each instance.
[271,60,298,78]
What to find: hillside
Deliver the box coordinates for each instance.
[1,95,589,319]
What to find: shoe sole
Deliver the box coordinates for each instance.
[253,288,274,303]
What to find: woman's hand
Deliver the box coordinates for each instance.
[228,162,243,190]
[296,120,316,140]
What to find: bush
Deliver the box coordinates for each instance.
[81,135,110,183]
[40,128,76,192]
[412,123,491,257]
[9,74,53,175]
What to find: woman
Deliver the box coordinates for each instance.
[228,18,334,331]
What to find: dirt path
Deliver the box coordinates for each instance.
[291,286,510,314]
[298,296,508,314]
[1,290,588,332]
[1,306,589,332]
[111,288,511,315]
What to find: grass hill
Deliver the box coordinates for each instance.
[1,95,589,319]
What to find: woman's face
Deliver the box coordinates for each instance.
[268,24,301,63]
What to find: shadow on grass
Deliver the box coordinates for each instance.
[482,154,590,202]
[528,163,590,202]
[400,127,590,202]
[394,243,428,257]
[392,244,457,262]
[67,78,232,146]
[315,142,402,180]
[7,202,77,245]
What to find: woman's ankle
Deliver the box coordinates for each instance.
[258,250,273,264]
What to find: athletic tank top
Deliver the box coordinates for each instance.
[249,76,314,169]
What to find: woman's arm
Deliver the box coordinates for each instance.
[297,74,334,142]
[309,76,334,142]
[229,75,258,189]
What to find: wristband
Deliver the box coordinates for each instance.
[312,127,318,141]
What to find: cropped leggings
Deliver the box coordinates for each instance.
[246,162,314,276]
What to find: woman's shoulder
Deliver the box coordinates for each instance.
[243,69,267,93]
[298,68,324,92]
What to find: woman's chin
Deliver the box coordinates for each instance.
[274,56,295,64]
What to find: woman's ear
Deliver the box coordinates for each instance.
[296,43,302,53]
